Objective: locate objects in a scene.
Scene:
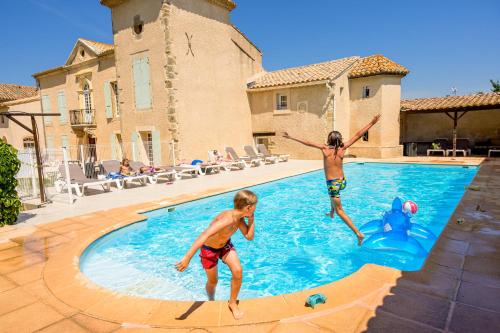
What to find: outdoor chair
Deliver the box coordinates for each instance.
[244,145,277,164]
[157,163,200,178]
[427,138,448,156]
[129,161,178,183]
[56,164,122,197]
[446,138,472,156]
[101,160,148,187]
[257,144,290,162]
[225,147,261,167]
[208,150,246,171]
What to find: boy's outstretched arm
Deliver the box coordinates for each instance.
[238,215,255,240]
[343,114,381,149]
[282,132,324,149]
[175,216,232,272]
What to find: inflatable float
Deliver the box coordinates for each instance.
[360,197,436,257]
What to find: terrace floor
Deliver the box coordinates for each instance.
[0,156,497,333]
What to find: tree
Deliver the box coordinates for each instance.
[491,79,500,92]
[0,139,22,226]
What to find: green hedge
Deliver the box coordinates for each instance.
[0,140,22,226]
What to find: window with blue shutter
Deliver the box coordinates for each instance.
[61,135,69,148]
[57,91,68,124]
[42,94,52,125]
[104,81,113,119]
[152,130,162,165]
[133,57,152,110]
[131,132,139,161]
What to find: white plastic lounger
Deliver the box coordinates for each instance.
[225,147,261,167]
[158,164,199,178]
[56,164,122,196]
[257,144,289,162]
[207,150,245,171]
[129,161,178,183]
[101,160,148,187]
[244,145,277,164]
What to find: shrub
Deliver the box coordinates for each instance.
[0,140,22,226]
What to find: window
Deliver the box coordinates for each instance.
[110,81,119,117]
[83,82,92,111]
[276,94,288,110]
[133,56,152,109]
[363,131,369,141]
[41,94,52,125]
[146,132,154,165]
[362,86,370,98]
[23,137,35,150]
[133,15,144,36]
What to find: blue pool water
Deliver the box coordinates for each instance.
[80,163,477,301]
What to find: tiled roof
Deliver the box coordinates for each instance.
[248,56,359,89]
[0,84,38,102]
[79,38,114,56]
[348,54,409,79]
[401,93,500,112]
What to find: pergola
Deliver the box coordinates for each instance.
[401,93,500,156]
[1,111,60,203]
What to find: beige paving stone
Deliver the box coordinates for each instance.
[0,275,16,292]
[71,313,121,333]
[271,321,331,332]
[308,306,373,333]
[37,319,90,333]
[21,280,79,317]
[12,234,72,253]
[46,222,90,235]
[0,241,20,251]
[219,296,295,326]
[0,302,64,333]
[211,322,278,333]
[148,300,221,327]
[0,252,45,275]
[0,245,34,261]
[85,295,161,324]
[0,287,37,316]
[6,262,44,285]
[112,327,191,333]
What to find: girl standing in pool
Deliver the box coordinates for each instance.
[283,114,381,246]
[175,190,257,320]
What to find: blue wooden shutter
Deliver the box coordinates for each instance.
[133,57,152,109]
[152,130,162,165]
[131,132,138,161]
[57,91,67,124]
[42,94,52,124]
[104,81,113,119]
[110,133,117,160]
[61,135,69,148]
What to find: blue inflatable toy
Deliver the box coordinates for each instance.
[360,197,436,257]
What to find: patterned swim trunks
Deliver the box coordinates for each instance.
[326,177,347,198]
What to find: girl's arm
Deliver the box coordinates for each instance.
[283,132,324,149]
[238,215,255,240]
[175,216,232,272]
[343,114,381,149]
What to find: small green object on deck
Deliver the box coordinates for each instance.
[168,207,176,212]
[306,293,327,308]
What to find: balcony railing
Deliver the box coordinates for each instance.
[69,109,96,127]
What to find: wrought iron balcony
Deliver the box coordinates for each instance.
[69,109,96,127]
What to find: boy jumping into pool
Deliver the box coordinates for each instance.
[283,114,381,246]
[175,190,257,320]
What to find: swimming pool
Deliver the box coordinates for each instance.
[80,163,477,301]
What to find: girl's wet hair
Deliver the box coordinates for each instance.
[234,190,258,209]
[327,131,344,149]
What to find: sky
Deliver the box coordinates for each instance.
[1,0,499,99]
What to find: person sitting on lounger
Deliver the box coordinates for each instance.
[119,158,137,176]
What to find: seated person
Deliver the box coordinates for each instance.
[119,158,137,176]
[212,150,231,162]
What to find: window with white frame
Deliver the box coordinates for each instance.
[276,94,288,110]
[362,86,371,98]
[23,137,35,150]
[110,81,119,117]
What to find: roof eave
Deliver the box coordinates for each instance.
[348,71,410,79]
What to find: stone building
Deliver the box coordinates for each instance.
[0,83,42,150]
[34,0,409,162]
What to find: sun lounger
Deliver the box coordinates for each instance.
[157,164,200,178]
[257,144,289,162]
[208,150,246,171]
[101,160,148,187]
[446,138,472,156]
[244,145,277,164]
[427,138,448,156]
[225,147,261,167]
[56,164,122,196]
[129,161,178,183]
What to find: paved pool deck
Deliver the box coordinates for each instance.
[0,156,497,333]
